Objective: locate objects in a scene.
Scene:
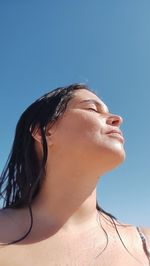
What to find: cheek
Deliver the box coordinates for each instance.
[56,112,105,147]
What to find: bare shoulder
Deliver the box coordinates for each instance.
[139,227,150,235]
[0,209,10,230]
[0,208,27,244]
[0,209,15,243]
[139,226,150,245]
[100,214,139,241]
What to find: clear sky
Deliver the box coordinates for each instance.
[0,0,150,226]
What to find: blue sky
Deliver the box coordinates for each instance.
[0,0,150,226]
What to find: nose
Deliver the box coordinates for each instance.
[106,114,123,127]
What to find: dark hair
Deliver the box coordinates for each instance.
[0,83,136,262]
[0,83,86,210]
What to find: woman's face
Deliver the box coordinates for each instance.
[49,89,125,174]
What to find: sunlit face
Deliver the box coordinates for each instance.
[50,89,125,174]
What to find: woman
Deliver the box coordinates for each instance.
[0,83,149,265]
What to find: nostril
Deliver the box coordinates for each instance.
[112,120,118,125]
[107,115,123,126]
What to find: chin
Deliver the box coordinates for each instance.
[102,140,126,167]
[107,147,126,171]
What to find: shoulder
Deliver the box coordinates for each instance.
[0,208,28,244]
[102,215,140,242]
[110,219,146,245]
[0,209,15,243]
[138,227,150,245]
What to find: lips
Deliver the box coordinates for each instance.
[106,129,123,136]
[106,129,124,143]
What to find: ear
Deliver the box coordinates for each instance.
[31,125,53,146]
[45,127,53,146]
[31,126,42,143]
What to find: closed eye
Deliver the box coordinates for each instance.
[88,108,98,113]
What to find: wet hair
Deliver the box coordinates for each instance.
[1,84,86,209]
[0,83,137,262]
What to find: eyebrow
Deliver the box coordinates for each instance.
[79,99,109,113]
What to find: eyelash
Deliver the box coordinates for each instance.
[88,108,98,113]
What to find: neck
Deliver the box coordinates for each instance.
[31,162,101,237]
[62,188,98,232]
[32,177,97,235]
[32,187,98,232]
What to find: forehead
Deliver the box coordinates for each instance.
[68,89,109,111]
